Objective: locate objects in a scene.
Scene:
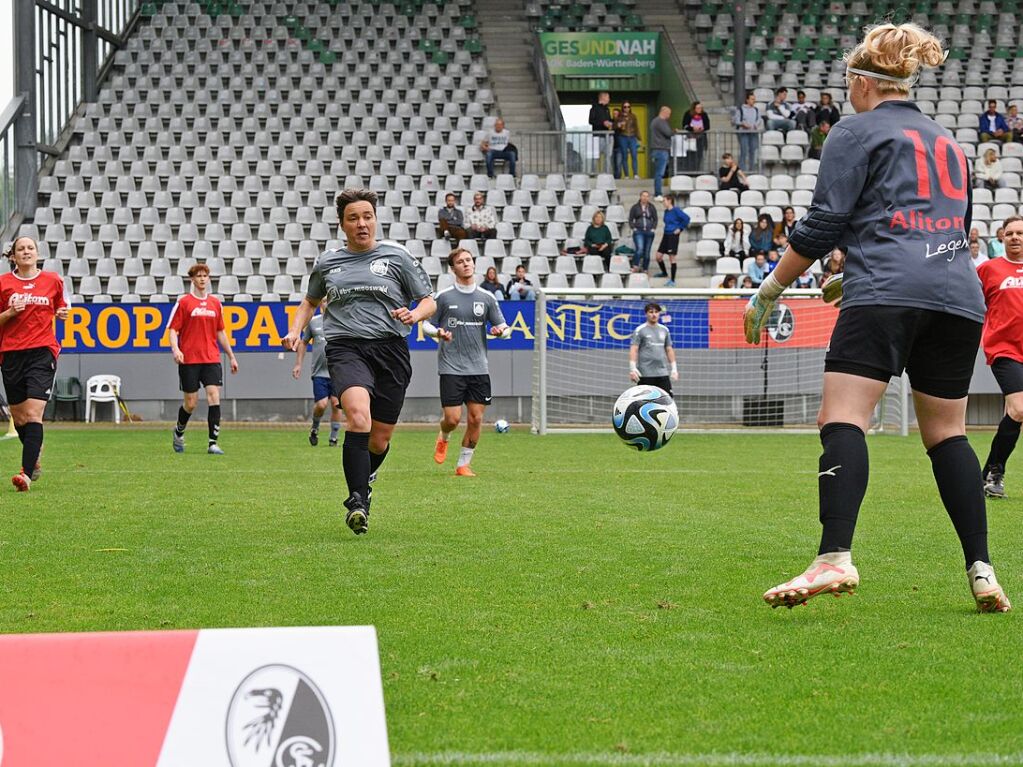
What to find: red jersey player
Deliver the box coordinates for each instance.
[166,263,238,455]
[976,215,1023,498]
[0,236,69,491]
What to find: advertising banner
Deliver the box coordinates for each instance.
[539,32,660,76]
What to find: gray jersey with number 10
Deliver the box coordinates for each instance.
[432,284,506,375]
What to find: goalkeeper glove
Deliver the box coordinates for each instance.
[743,273,785,345]
[822,273,843,306]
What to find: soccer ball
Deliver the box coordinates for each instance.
[494,419,510,433]
[612,385,679,451]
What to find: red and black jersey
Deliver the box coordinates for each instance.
[0,270,69,361]
[167,292,226,364]
[977,256,1023,365]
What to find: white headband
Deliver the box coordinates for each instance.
[845,66,917,85]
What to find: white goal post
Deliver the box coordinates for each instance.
[531,288,910,436]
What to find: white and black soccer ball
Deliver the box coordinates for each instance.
[612,385,679,451]
[494,419,510,433]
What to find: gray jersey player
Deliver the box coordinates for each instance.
[292,305,344,447]
[423,248,509,476]
[628,302,678,395]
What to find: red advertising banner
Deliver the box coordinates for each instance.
[708,298,839,349]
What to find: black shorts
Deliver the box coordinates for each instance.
[656,232,680,256]
[824,305,981,399]
[326,336,412,425]
[439,374,492,407]
[1,347,57,405]
[179,362,223,393]
[991,358,1023,396]
[638,376,673,396]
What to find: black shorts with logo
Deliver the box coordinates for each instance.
[178,362,223,393]
[1,347,57,405]
[991,357,1023,396]
[656,232,680,256]
[824,305,982,399]
[638,375,673,396]
[326,336,412,425]
[439,374,492,407]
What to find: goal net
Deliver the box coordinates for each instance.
[531,288,909,435]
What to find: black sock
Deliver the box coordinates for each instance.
[207,405,221,445]
[657,260,668,276]
[983,414,1021,475]
[312,414,322,430]
[20,422,43,477]
[670,262,677,280]
[369,443,390,475]
[928,435,990,567]
[342,431,371,500]
[175,407,191,436]
[14,423,25,444]
[817,423,869,554]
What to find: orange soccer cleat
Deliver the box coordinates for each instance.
[11,473,31,492]
[455,464,476,477]
[433,437,449,464]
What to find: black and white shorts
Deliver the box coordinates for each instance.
[179,362,223,393]
[440,374,492,407]
[824,305,982,400]
[656,232,680,256]
[991,357,1023,396]
[1,347,57,405]
[326,336,412,425]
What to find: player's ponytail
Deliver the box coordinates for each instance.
[845,23,945,94]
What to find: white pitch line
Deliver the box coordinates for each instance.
[391,752,1023,767]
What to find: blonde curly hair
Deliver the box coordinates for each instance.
[845,23,946,94]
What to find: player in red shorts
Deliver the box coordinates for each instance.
[166,263,238,455]
[0,236,70,491]
[976,216,1023,499]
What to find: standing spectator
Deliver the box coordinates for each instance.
[765,87,796,132]
[718,153,749,191]
[749,214,774,257]
[793,90,817,131]
[734,91,761,172]
[583,210,615,270]
[808,120,831,159]
[628,302,678,394]
[649,106,674,200]
[480,266,505,299]
[773,206,798,245]
[969,241,989,268]
[611,108,625,179]
[437,193,467,241]
[975,148,1006,190]
[588,91,614,173]
[616,101,640,179]
[1006,104,1023,142]
[989,227,1006,259]
[979,100,1008,143]
[505,264,535,301]
[481,117,517,178]
[653,194,690,286]
[723,218,750,259]
[682,101,710,171]
[629,191,658,273]
[815,92,841,127]
[746,252,769,286]
[465,191,497,240]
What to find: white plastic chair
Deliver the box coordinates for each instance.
[86,374,122,423]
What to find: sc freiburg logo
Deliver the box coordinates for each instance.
[369,259,390,277]
[226,664,335,767]
[767,303,794,343]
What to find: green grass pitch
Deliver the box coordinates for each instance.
[2,427,1021,766]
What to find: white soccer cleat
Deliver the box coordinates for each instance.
[763,552,860,608]
[968,561,1012,613]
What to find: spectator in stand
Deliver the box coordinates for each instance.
[505,264,535,301]
[718,153,749,191]
[749,214,774,257]
[815,92,841,127]
[746,252,769,286]
[481,117,517,178]
[649,105,674,200]
[437,193,467,241]
[766,87,796,132]
[466,191,497,240]
[772,233,789,260]
[795,266,816,288]
[765,247,781,273]
[611,108,624,179]
[970,240,989,269]
[773,206,798,246]
[809,120,831,160]
[654,194,691,286]
[588,91,614,173]
[969,227,987,256]
[583,210,615,269]
[719,274,738,289]
[616,101,640,179]
[979,100,1009,143]
[1006,104,1023,143]
[723,218,750,259]
[480,266,505,299]
[629,190,658,273]
[989,227,1006,259]
[793,90,817,131]
[734,91,761,172]
[682,101,710,171]
[820,245,845,283]
[741,275,755,289]
[976,148,1006,190]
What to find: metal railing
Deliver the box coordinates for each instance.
[0,97,26,237]
[531,31,565,133]
[668,129,764,176]
[514,130,614,177]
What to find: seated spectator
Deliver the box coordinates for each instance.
[808,120,831,160]
[583,210,615,269]
[773,206,797,245]
[745,252,769,286]
[815,92,840,127]
[979,101,1009,143]
[436,193,467,241]
[719,274,738,289]
[741,275,754,289]
[969,240,988,268]
[792,90,817,131]
[718,153,748,191]
[465,191,497,239]
[975,148,1006,190]
[723,218,750,259]
[481,117,517,178]
[989,226,1006,259]
[1007,104,1023,143]
[505,264,535,300]
[969,227,987,255]
[794,267,815,288]
[748,214,774,257]
[772,233,789,260]
[821,245,845,281]
[765,87,795,132]
[480,266,505,299]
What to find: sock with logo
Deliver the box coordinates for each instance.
[369,443,389,475]
[928,435,990,567]
[342,431,371,501]
[817,422,869,555]
[457,446,475,468]
[174,407,191,436]
[207,405,221,445]
[20,422,43,479]
[983,414,1021,475]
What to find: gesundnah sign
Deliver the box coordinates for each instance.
[540,32,660,76]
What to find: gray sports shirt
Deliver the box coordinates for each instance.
[301,314,329,379]
[432,283,506,375]
[306,240,434,339]
[631,322,672,377]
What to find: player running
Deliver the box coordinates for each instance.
[0,236,69,491]
[977,216,1023,499]
[745,23,1010,612]
[629,302,678,394]
[292,301,344,447]
[282,188,435,536]
[425,248,509,476]
[167,263,239,455]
